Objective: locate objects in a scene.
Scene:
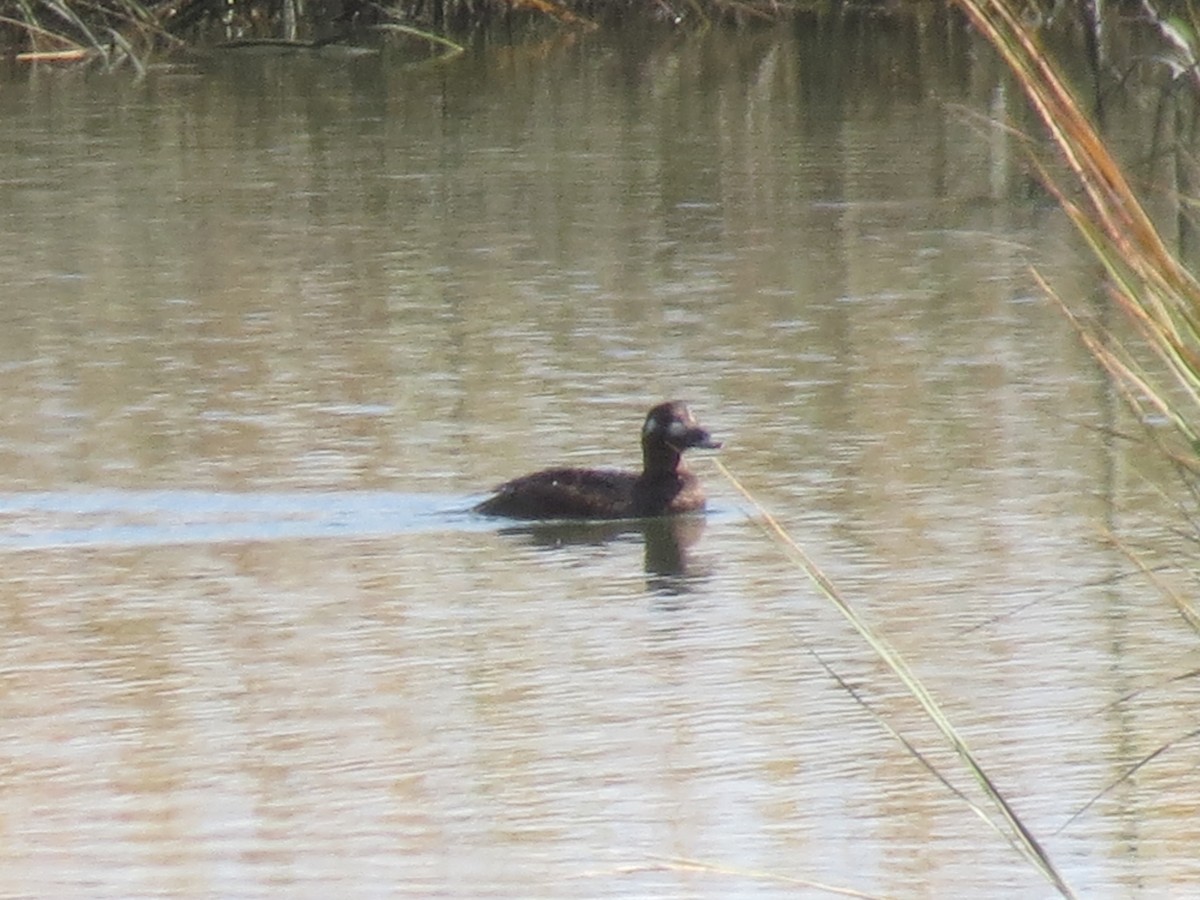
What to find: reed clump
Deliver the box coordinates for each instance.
[956,0,1200,466]
[951,0,1200,625]
[0,0,829,70]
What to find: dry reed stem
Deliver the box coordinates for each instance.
[711,457,1076,898]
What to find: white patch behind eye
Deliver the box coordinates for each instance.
[644,418,660,435]
[667,420,687,439]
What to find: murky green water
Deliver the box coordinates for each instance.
[1,15,1198,898]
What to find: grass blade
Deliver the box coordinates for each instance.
[713,458,1076,898]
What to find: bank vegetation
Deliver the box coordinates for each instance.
[0,0,1194,79]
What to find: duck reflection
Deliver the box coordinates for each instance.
[495,514,709,593]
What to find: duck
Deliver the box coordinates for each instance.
[475,400,721,520]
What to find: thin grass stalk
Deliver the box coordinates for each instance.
[635,855,887,898]
[0,12,83,47]
[108,25,144,74]
[712,458,1076,899]
[1062,724,1200,830]
[1110,534,1200,632]
[72,0,161,39]
[973,6,1152,255]
[1035,198,1200,442]
[1049,280,1200,447]
[43,0,108,60]
[1057,209,1200,444]
[6,0,175,64]
[1087,668,1200,723]
[810,650,1009,835]
[12,0,45,49]
[371,21,466,53]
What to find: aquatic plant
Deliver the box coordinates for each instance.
[7,0,1200,82]
[957,0,1200,457]
[954,0,1200,615]
[1,0,174,70]
[954,0,1200,856]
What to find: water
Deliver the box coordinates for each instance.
[1,16,1198,898]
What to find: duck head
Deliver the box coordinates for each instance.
[641,401,721,473]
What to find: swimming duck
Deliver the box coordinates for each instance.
[475,400,720,520]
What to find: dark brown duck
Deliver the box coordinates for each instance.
[475,400,721,520]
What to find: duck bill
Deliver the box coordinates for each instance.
[686,428,721,450]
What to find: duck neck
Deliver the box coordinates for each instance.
[642,440,683,479]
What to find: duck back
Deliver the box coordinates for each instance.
[475,467,637,519]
